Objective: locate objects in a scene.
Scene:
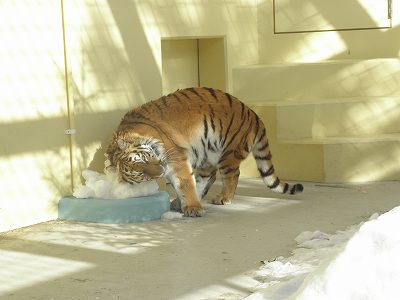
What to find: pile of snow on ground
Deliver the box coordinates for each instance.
[161,211,184,220]
[73,169,159,199]
[247,206,400,300]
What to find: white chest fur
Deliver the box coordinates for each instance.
[188,125,222,169]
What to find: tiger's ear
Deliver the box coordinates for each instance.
[117,139,129,150]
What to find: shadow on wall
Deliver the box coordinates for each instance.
[0,0,167,231]
[66,0,163,186]
[259,0,400,62]
[107,0,162,101]
[1,0,257,224]
[67,0,258,186]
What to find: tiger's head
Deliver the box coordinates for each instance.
[106,138,166,184]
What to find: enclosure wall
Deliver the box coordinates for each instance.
[0,1,71,232]
[0,0,258,232]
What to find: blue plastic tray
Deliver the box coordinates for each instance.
[58,191,170,223]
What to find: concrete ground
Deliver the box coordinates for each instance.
[1,179,400,300]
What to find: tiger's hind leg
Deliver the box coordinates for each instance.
[195,166,217,200]
[211,166,240,205]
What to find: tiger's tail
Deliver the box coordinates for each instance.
[252,124,303,195]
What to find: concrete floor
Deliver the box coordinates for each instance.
[1,179,400,300]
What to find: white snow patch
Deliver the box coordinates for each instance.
[73,169,159,199]
[161,211,184,220]
[247,208,400,300]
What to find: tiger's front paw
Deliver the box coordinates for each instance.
[210,195,232,205]
[182,203,205,217]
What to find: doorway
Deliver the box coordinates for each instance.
[161,37,226,95]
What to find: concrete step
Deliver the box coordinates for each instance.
[233,58,400,102]
[281,133,400,145]
[240,106,400,183]
[270,96,400,139]
[308,135,400,183]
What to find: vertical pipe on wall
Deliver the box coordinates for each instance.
[60,0,74,191]
[197,39,201,87]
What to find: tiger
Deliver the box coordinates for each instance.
[105,87,303,217]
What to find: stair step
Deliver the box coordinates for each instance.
[281,133,400,145]
[233,58,400,102]
[247,96,400,107]
[246,96,400,139]
[322,137,400,183]
[271,96,400,139]
[239,105,400,183]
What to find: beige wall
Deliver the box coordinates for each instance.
[65,0,259,186]
[0,0,258,232]
[162,37,227,94]
[199,38,227,91]
[162,39,200,95]
[258,0,400,63]
[0,1,70,232]
[249,0,400,184]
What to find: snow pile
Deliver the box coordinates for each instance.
[73,169,159,199]
[161,211,184,220]
[248,207,400,300]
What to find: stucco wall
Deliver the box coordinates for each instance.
[258,0,400,63]
[0,1,70,232]
[0,0,258,232]
[65,0,259,185]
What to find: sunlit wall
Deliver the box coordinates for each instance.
[0,1,71,232]
[64,0,259,186]
[0,0,259,232]
[258,0,400,63]
[251,0,400,183]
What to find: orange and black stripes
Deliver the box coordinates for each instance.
[204,87,218,100]
[108,86,303,199]
[203,115,208,139]
[225,92,233,107]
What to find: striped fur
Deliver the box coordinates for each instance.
[106,87,303,217]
